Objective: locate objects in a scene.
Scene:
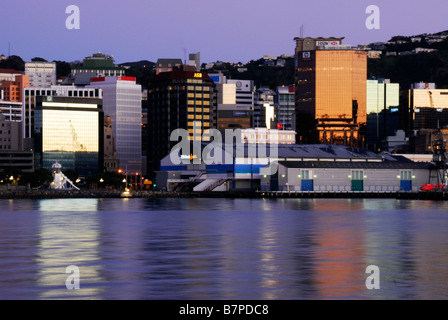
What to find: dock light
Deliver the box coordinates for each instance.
[122,179,127,183]
[313,175,317,178]
[9,176,14,181]
[263,175,267,178]
[100,178,104,183]
[397,175,401,179]
[364,175,368,178]
[348,175,352,178]
[281,174,286,178]
[412,175,416,179]
[298,175,302,178]
[118,169,123,174]
[76,178,81,183]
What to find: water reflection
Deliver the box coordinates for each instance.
[0,198,448,299]
[36,199,104,299]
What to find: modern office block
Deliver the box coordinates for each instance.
[294,37,367,147]
[87,76,142,175]
[34,96,104,175]
[147,67,216,176]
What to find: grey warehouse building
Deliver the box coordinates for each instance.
[156,143,435,192]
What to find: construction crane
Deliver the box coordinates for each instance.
[428,90,447,187]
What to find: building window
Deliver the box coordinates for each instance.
[400,170,412,180]
[301,170,311,180]
[352,170,364,180]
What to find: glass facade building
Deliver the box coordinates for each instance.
[410,89,448,130]
[294,37,367,147]
[88,77,142,175]
[366,79,400,151]
[34,96,104,176]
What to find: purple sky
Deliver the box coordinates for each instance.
[1,0,447,64]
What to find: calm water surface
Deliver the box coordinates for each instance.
[0,197,447,300]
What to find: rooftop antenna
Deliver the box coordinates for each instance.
[300,25,304,38]
[8,42,10,57]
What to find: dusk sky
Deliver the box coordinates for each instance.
[1,0,447,64]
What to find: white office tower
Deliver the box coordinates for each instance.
[88,76,142,175]
[25,62,57,87]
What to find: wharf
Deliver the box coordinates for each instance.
[1,189,448,200]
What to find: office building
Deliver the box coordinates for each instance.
[0,74,29,102]
[0,94,22,122]
[0,113,22,151]
[147,67,216,176]
[22,86,102,143]
[188,52,201,71]
[254,88,276,129]
[0,69,24,82]
[366,79,400,151]
[87,76,142,175]
[155,58,183,75]
[209,73,254,130]
[34,96,104,176]
[275,85,296,130]
[25,61,57,87]
[71,52,126,77]
[294,37,367,147]
[104,116,119,172]
[410,86,448,130]
[0,150,34,173]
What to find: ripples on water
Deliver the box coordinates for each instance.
[0,198,447,300]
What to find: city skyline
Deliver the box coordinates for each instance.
[1,0,447,64]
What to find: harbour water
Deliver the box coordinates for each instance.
[0,197,447,300]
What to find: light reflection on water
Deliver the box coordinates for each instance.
[0,198,448,300]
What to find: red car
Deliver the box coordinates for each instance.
[419,184,444,191]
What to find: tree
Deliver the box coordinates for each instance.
[31,57,48,62]
[0,55,25,71]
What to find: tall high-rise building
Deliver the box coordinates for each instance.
[34,96,104,176]
[366,79,400,151]
[87,76,142,175]
[147,67,216,176]
[275,85,296,131]
[25,61,57,87]
[294,37,367,147]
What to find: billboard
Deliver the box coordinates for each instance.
[316,40,341,47]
